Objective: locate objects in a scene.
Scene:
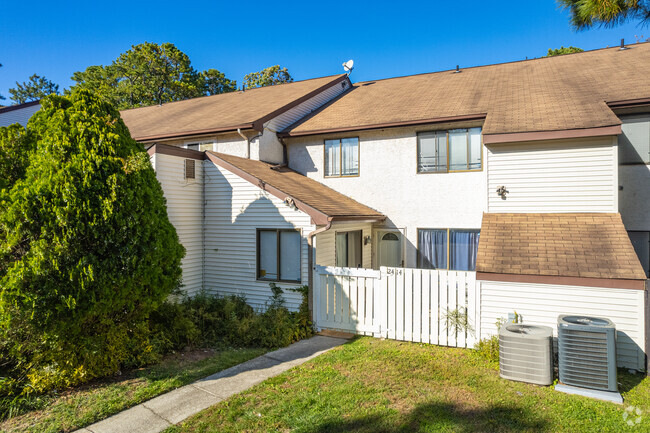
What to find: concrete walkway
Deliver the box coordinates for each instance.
[75,335,348,433]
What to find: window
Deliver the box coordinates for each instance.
[417,229,480,271]
[335,231,362,267]
[619,115,650,164]
[257,229,301,282]
[325,137,359,177]
[417,128,482,172]
[186,142,214,152]
[628,231,649,277]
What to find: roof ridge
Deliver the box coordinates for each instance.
[120,74,346,112]
[351,41,650,86]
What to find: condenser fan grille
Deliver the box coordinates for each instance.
[557,315,617,392]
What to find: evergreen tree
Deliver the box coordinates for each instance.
[0,91,184,391]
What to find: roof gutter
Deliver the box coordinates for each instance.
[279,113,487,138]
[236,128,262,159]
[278,135,289,165]
[482,124,622,145]
[606,97,650,109]
[134,123,257,143]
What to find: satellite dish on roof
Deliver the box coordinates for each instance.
[342,59,354,74]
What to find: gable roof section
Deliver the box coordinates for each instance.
[476,213,646,289]
[206,151,386,225]
[282,43,650,141]
[121,74,348,142]
[205,151,384,225]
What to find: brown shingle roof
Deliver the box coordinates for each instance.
[476,213,646,280]
[283,43,650,138]
[120,75,347,141]
[205,151,384,225]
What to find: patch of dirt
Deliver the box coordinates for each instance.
[164,348,217,365]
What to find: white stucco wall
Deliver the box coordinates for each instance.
[0,103,40,127]
[203,160,315,310]
[619,164,650,231]
[287,126,488,268]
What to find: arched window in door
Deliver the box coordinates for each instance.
[379,232,402,267]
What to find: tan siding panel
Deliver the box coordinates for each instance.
[315,222,373,269]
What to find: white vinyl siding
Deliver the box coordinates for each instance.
[203,161,314,311]
[480,280,646,370]
[264,79,350,133]
[487,138,617,212]
[257,78,351,163]
[0,103,41,127]
[154,153,204,294]
[316,222,373,269]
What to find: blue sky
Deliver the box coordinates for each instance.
[1,0,648,102]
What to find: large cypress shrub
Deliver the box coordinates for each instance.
[0,91,185,393]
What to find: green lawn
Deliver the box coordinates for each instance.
[165,337,649,433]
[0,347,266,433]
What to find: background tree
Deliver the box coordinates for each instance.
[202,68,237,95]
[71,42,235,109]
[0,91,184,392]
[70,65,121,107]
[546,46,584,56]
[243,65,293,89]
[559,0,650,29]
[9,74,59,104]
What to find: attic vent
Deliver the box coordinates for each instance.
[185,159,196,180]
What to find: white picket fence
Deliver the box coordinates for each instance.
[313,266,480,348]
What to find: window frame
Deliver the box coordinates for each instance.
[256,228,302,283]
[416,128,483,174]
[335,230,363,268]
[185,141,215,152]
[323,137,360,178]
[416,228,480,271]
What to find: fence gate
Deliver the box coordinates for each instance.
[313,265,480,349]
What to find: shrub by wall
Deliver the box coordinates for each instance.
[0,91,185,398]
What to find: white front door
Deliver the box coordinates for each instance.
[378,231,403,268]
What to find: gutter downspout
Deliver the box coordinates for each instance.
[237,128,263,160]
[307,219,332,317]
[278,136,289,166]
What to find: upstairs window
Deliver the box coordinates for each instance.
[417,128,482,173]
[186,141,214,152]
[620,115,650,164]
[417,229,480,271]
[257,229,301,282]
[325,137,359,177]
